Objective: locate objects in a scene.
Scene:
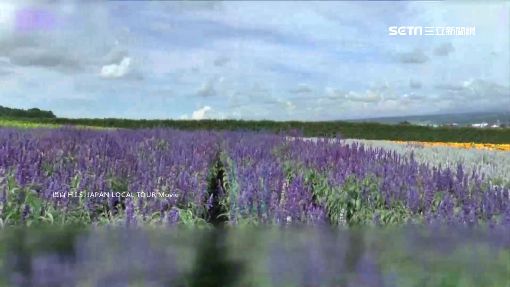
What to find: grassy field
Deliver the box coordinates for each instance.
[0,119,61,129]
[1,117,509,143]
[0,119,111,130]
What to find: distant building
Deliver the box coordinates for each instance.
[471,122,489,128]
[491,124,500,128]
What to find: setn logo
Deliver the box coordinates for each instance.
[388,26,423,36]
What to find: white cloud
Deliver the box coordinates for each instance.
[0,3,15,29]
[325,88,382,103]
[276,98,296,111]
[0,1,122,75]
[100,57,131,78]
[409,79,422,89]
[434,43,454,56]
[196,78,216,97]
[289,84,313,94]
[396,49,429,64]
[214,56,230,66]
[195,76,224,97]
[345,90,382,103]
[431,79,509,112]
[191,106,212,120]
[285,100,296,110]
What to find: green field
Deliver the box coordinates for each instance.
[0,119,60,129]
[0,119,110,130]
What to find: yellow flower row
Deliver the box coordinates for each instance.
[392,141,510,151]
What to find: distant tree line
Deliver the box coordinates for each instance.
[0,105,509,143]
[29,117,510,144]
[0,105,56,119]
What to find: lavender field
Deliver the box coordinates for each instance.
[1,127,509,227]
[0,127,509,286]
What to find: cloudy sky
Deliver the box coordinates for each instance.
[0,1,508,120]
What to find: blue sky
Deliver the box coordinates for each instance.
[0,1,508,120]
